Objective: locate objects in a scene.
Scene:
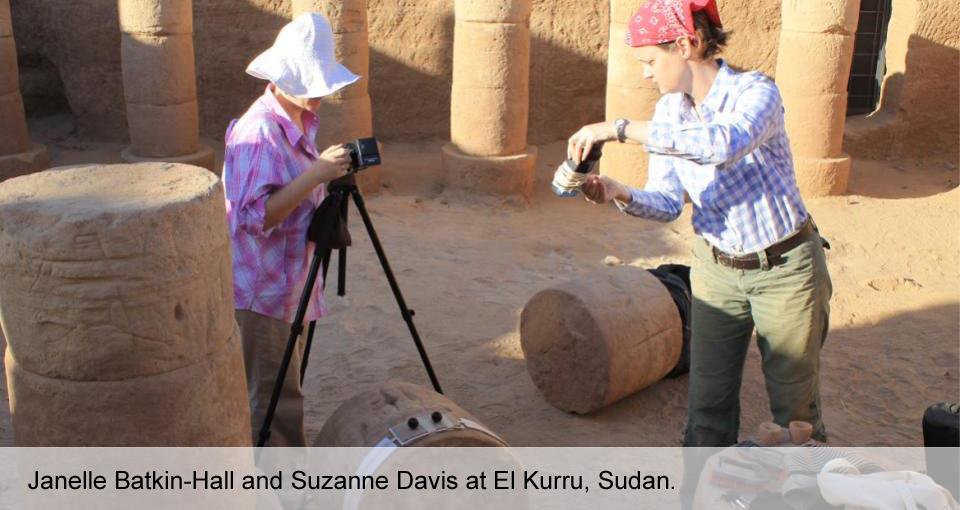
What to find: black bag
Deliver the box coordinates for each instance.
[923,402,959,500]
[647,264,691,379]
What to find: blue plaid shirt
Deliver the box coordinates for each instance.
[616,60,809,255]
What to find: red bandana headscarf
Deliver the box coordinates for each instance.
[625,0,723,47]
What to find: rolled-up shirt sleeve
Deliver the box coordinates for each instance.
[614,153,685,222]
[644,76,782,167]
[223,126,287,237]
[612,96,686,222]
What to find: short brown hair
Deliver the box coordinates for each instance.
[658,11,730,59]
[692,10,729,58]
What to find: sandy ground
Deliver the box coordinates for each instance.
[1,115,957,447]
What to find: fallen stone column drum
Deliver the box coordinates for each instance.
[600,0,660,188]
[292,0,380,193]
[443,0,537,198]
[315,381,507,447]
[0,163,250,446]
[775,0,860,196]
[0,0,48,181]
[520,266,682,414]
[118,0,214,170]
[316,383,522,510]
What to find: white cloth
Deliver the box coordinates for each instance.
[818,459,959,510]
[246,13,360,98]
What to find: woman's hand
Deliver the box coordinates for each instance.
[310,144,352,184]
[567,122,616,163]
[581,174,631,205]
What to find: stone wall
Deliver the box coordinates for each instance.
[10,0,956,155]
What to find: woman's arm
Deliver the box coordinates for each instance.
[263,144,351,230]
[569,76,782,168]
[581,153,685,223]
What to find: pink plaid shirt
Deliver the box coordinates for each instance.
[223,86,327,324]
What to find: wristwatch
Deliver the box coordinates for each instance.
[614,118,630,143]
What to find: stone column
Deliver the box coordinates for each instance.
[316,381,508,447]
[775,0,860,196]
[442,0,537,199]
[118,0,214,171]
[0,0,48,181]
[520,266,682,414]
[600,0,660,188]
[0,163,250,446]
[292,0,380,193]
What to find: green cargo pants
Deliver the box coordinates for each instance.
[682,225,832,447]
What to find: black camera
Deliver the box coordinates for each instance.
[551,143,604,197]
[343,137,382,173]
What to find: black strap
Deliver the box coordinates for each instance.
[648,264,692,379]
[307,192,352,250]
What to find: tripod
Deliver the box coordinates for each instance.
[256,174,443,448]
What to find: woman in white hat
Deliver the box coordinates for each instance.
[223,13,360,447]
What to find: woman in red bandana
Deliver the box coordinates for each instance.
[568,0,832,449]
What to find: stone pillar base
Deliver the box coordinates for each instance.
[441,143,537,199]
[795,154,851,197]
[0,143,49,182]
[121,144,216,172]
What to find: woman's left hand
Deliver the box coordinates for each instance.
[567,122,616,163]
[581,174,631,204]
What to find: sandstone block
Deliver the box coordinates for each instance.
[0,36,18,95]
[329,31,370,98]
[316,381,507,447]
[783,92,847,157]
[520,266,681,414]
[452,21,530,91]
[0,163,233,380]
[118,0,193,35]
[455,0,531,24]
[0,0,11,38]
[794,154,851,197]
[442,143,536,198]
[775,31,856,95]
[292,0,367,34]
[780,0,860,34]
[0,92,29,155]
[121,33,198,105]
[605,85,660,120]
[450,85,529,157]
[6,329,251,446]
[126,100,200,157]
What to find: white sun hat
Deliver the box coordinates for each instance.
[246,13,360,98]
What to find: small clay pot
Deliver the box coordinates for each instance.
[789,421,813,444]
[758,421,786,446]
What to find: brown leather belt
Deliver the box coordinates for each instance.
[711,220,814,270]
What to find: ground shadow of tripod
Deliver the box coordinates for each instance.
[256,173,443,447]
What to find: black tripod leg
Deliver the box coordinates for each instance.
[303,248,332,386]
[321,247,333,284]
[300,320,316,386]
[337,189,349,297]
[349,189,443,394]
[256,247,325,447]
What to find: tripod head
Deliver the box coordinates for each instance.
[307,185,352,248]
